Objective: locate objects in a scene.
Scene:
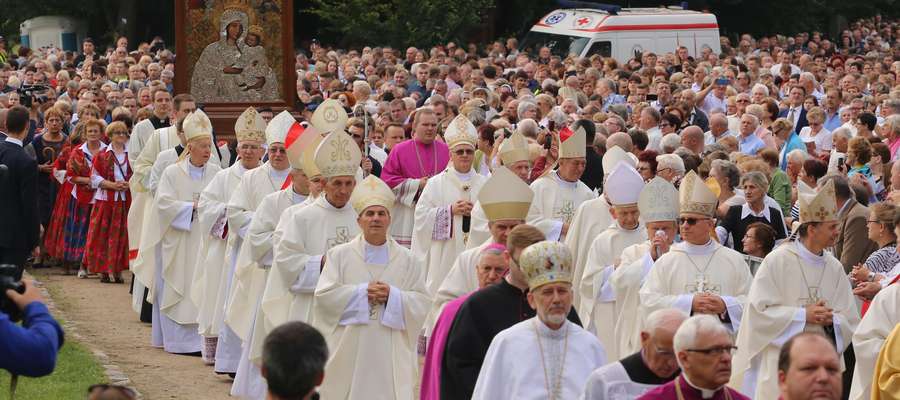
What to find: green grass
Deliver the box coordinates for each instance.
[0,334,106,400]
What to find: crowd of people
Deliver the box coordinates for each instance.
[1,10,900,400]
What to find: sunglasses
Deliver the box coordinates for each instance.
[679,217,710,226]
[453,148,475,156]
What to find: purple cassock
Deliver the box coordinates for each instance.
[637,375,751,400]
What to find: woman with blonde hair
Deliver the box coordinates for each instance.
[83,122,132,283]
[847,136,874,179]
[65,118,107,278]
[773,117,805,169]
[798,106,832,157]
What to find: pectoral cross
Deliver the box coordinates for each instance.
[800,287,822,306]
[686,274,721,295]
[368,300,379,320]
[326,226,351,249]
[556,201,576,224]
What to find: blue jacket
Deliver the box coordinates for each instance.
[780,132,807,171]
[0,302,64,377]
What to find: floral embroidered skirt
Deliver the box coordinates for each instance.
[83,198,131,274]
[44,183,73,260]
[62,199,93,263]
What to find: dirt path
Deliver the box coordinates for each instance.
[37,267,233,399]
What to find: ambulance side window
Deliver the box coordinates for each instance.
[585,41,611,57]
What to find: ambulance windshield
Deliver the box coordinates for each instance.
[519,31,591,58]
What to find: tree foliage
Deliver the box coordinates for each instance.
[305,0,495,48]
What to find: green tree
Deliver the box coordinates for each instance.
[306,0,494,48]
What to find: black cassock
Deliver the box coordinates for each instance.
[439,278,582,400]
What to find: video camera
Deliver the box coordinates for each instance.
[0,264,25,322]
[17,84,52,108]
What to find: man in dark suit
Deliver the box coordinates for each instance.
[821,175,876,272]
[0,106,40,266]
[777,85,809,133]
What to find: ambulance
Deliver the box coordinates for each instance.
[520,5,721,62]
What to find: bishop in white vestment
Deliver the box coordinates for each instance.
[731,180,860,400]
[314,175,430,400]
[259,130,362,339]
[147,110,221,354]
[191,107,266,367]
[425,166,532,335]
[211,110,293,374]
[231,113,323,400]
[412,115,486,295]
[466,129,533,248]
[609,177,680,357]
[640,171,751,334]
[472,241,606,400]
[568,146,632,309]
[527,126,595,242]
[580,164,646,359]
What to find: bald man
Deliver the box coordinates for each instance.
[606,132,634,154]
[704,113,733,145]
[680,126,705,155]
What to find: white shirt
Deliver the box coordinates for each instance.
[4,137,23,147]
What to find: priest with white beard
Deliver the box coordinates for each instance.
[426,166,532,335]
[145,109,221,354]
[579,163,646,359]
[581,308,688,400]
[610,177,680,357]
[730,180,860,400]
[259,129,362,339]
[568,146,633,309]
[212,110,295,375]
[191,107,265,367]
[313,175,430,400]
[527,126,595,242]
[413,115,487,296]
[850,282,900,400]
[472,240,607,400]
[640,171,752,334]
[230,136,323,400]
[467,129,532,248]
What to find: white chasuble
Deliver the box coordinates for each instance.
[579,223,646,359]
[192,163,248,337]
[314,236,429,400]
[223,163,287,339]
[640,240,751,332]
[565,196,612,311]
[472,318,607,400]
[527,172,596,243]
[730,242,859,400]
[129,126,182,291]
[609,242,655,356]
[260,195,359,340]
[152,159,220,324]
[412,167,486,296]
[850,283,900,400]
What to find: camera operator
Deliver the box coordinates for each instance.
[1,279,64,377]
[0,105,40,266]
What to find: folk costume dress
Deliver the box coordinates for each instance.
[43,140,79,260]
[62,142,107,262]
[83,146,132,275]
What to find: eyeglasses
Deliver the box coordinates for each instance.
[654,345,677,359]
[269,147,287,154]
[679,217,711,226]
[685,346,738,356]
[454,149,475,156]
[239,144,261,150]
[736,99,750,103]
